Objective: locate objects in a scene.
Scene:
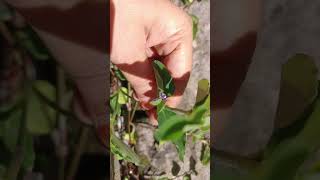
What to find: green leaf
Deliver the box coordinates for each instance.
[275,54,318,128]
[150,98,162,106]
[110,93,120,115]
[200,143,210,166]
[157,177,169,180]
[15,29,50,61]
[152,60,175,96]
[114,69,126,81]
[111,134,149,167]
[155,96,210,161]
[0,109,22,153]
[252,95,320,180]
[181,0,193,5]
[183,174,191,180]
[190,14,199,40]
[118,87,129,104]
[173,135,186,161]
[26,80,56,135]
[157,101,177,127]
[195,79,210,106]
[155,114,186,141]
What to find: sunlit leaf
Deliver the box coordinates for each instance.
[157,101,177,127]
[111,134,149,167]
[200,143,210,165]
[195,79,210,106]
[155,95,210,161]
[183,174,191,180]
[181,0,193,5]
[190,14,199,40]
[118,87,129,105]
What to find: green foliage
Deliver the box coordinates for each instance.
[195,79,210,105]
[0,102,20,122]
[111,134,149,167]
[275,54,318,128]
[155,97,209,141]
[250,54,320,180]
[118,87,129,105]
[152,60,210,161]
[114,68,126,81]
[267,54,319,156]
[183,174,191,180]
[26,80,56,135]
[14,29,50,61]
[181,0,193,6]
[152,60,175,96]
[190,14,199,40]
[110,60,210,167]
[200,143,210,166]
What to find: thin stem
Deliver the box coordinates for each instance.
[56,67,67,180]
[66,127,90,180]
[127,83,132,144]
[130,101,139,123]
[5,97,27,180]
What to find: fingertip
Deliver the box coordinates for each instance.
[166,96,182,108]
[146,108,158,126]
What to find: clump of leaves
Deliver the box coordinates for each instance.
[110,60,210,167]
[152,60,210,161]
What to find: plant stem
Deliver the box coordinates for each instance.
[5,99,27,180]
[56,66,68,180]
[130,101,138,123]
[127,84,132,132]
[66,127,89,180]
[127,83,132,145]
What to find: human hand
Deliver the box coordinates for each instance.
[110,0,193,125]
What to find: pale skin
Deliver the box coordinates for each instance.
[4,0,193,125]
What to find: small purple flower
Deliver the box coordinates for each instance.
[159,92,167,100]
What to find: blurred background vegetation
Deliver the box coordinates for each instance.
[0,2,108,180]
